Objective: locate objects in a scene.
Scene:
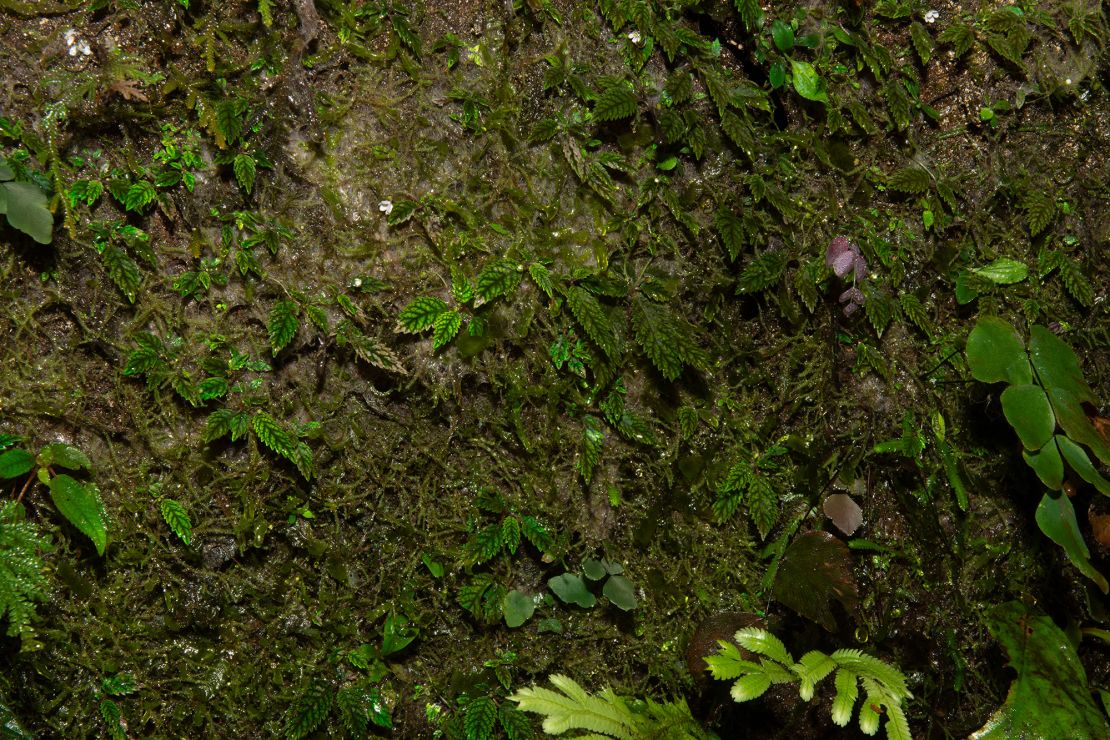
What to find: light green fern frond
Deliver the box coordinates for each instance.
[830,649,911,699]
[510,674,637,738]
[733,627,792,666]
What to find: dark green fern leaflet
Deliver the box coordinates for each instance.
[0,502,51,643]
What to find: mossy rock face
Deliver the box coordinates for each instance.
[1,0,1109,736]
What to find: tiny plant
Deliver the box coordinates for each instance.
[704,627,913,740]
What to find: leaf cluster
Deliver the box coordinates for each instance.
[704,628,912,739]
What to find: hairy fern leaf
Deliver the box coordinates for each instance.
[715,206,744,262]
[736,250,788,294]
[888,166,931,194]
[733,627,792,666]
[1022,190,1055,236]
[0,501,50,641]
[578,416,604,483]
[233,153,256,193]
[829,649,911,698]
[745,475,778,539]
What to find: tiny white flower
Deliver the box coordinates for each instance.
[78,41,92,56]
[68,45,78,57]
[627,31,642,45]
[352,277,363,288]
[924,10,939,23]
[1065,78,1073,85]
[378,200,393,215]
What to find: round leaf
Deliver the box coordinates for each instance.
[502,590,536,628]
[790,61,828,103]
[602,575,638,611]
[0,448,34,479]
[1001,384,1055,451]
[47,474,108,556]
[582,559,607,581]
[965,316,1032,385]
[547,573,596,608]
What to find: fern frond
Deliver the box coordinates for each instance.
[511,675,638,738]
[630,296,706,381]
[888,166,932,194]
[714,206,744,262]
[1022,190,1055,236]
[794,651,837,701]
[102,244,142,304]
[831,669,859,726]
[730,673,772,702]
[733,627,792,666]
[830,649,911,698]
[736,250,788,294]
[578,416,604,483]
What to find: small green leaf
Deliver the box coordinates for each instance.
[474,259,522,307]
[771,19,795,52]
[268,299,299,354]
[380,613,417,656]
[502,589,536,628]
[548,573,596,608]
[432,310,462,349]
[731,673,773,701]
[790,60,828,103]
[47,474,108,556]
[159,498,192,545]
[396,296,448,333]
[0,448,35,479]
[973,258,1029,285]
[564,285,617,360]
[233,153,256,193]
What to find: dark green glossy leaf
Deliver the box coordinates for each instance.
[1056,435,1110,496]
[1001,384,1055,450]
[971,601,1110,738]
[965,316,1032,385]
[502,590,535,628]
[0,448,34,479]
[548,573,596,608]
[790,61,828,103]
[602,575,637,611]
[1035,492,1107,593]
[47,474,108,556]
[1023,440,1064,490]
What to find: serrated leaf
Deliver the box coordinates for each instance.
[47,474,108,556]
[102,245,142,304]
[432,310,462,349]
[909,22,933,64]
[888,166,931,194]
[528,263,555,299]
[475,259,522,307]
[736,250,788,294]
[337,681,391,733]
[864,289,896,338]
[252,412,298,465]
[268,300,299,354]
[521,515,553,554]
[630,295,707,381]
[564,285,617,360]
[386,199,419,226]
[1057,257,1093,307]
[501,516,521,555]
[593,82,636,122]
[731,673,773,701]
[123,180,156,212]
[831,669,859,726]
[285,681,333,739]
[746,476,778,539]
[715,207,744,261]
[498,704,533,740]
[465,696,498,740]
[664,70,693,105]
[939,23,975,58]
[159,498,192,545]
[397,296,448,333]
[1022,190,1055,236]
[899,293,932,338]
[233,153,256,194]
